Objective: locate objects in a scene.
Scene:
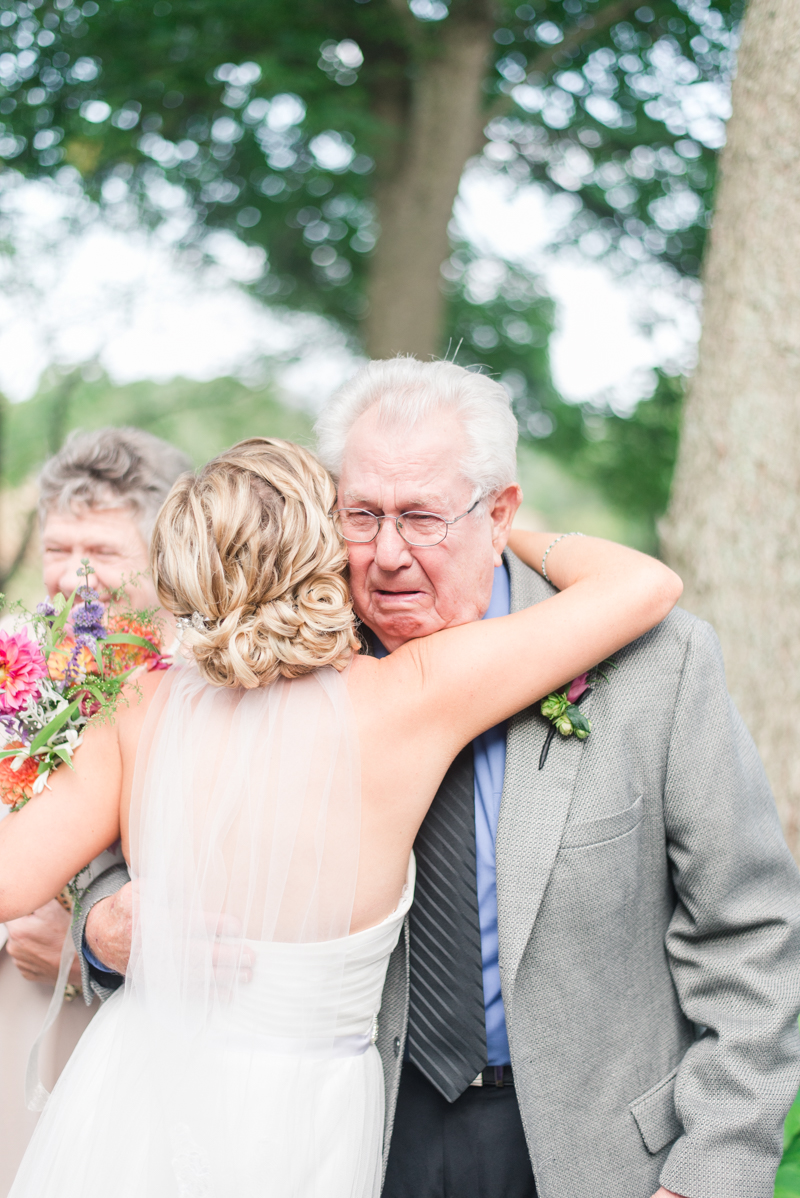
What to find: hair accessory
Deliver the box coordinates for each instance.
[176,612,211,635]
[541,532,584,584]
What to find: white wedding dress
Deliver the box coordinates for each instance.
[9,664,411,1198]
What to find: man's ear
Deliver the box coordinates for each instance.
[488,484,523,565]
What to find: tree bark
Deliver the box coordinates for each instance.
[365,8,494,360]
[661,0,800,854]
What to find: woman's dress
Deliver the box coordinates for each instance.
[0,940,95,1198]
[8,861,413,1198]
[0,801,96,1198]
[9,664,410,1197]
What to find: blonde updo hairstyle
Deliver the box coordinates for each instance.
[151,438,360,688]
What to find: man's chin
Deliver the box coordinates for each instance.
[364,609,440,650]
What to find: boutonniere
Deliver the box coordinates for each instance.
[538,660,616,770]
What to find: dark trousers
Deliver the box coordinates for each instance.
[383,1063,538,1198]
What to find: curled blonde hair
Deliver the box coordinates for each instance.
[151,438,360,688]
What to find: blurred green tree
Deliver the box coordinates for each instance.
[0,0,738,360]
[1,369,313,492]
[777,1088,800,1198]
[0,0,731,538]
[444,245,684,548]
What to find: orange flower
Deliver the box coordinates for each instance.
[47,638,97,682]
[0,743,40,807]
[105,614,162,674]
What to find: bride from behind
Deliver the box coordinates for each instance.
[0,438,681,1198]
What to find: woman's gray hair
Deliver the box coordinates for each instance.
[315,358,519,498]
[38,427,192,540]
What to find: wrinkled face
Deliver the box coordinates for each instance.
[41,506,159,614]
[337,405,521,651]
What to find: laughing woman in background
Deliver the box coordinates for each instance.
[0,427,188,1196]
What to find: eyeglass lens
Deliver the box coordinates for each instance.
[335,510,448,546]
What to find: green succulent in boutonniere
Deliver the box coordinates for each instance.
[541,686,592,740]
[538,659,616,770]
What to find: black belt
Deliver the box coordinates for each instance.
[469,1065,514,1088]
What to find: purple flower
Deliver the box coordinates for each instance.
[36,600,57,621]
[64,633,100,682]
[0,713,29,744]
[72,602,106,641]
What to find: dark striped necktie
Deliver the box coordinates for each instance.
[406,745,487,1102]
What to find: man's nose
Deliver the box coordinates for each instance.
[374,518,414,570]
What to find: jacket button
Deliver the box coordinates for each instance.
[393,1036,401,1057]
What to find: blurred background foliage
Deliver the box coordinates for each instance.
[0,0,736,574]
[777,1055,800,1198]
[0,368,314,489]
[0,0,740,315]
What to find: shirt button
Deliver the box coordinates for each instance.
[393,1036,401,1057]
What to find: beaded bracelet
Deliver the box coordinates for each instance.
[541,532,584,584]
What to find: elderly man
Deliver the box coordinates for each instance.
[84,361,800,1198]
[0,427,189,1195]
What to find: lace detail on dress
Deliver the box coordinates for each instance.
[170,1124,214,1198]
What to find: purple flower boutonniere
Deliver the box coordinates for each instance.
[538,660,616,770]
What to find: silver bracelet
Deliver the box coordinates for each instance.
[541,532,584,584]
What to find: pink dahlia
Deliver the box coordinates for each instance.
[0,630,48,714]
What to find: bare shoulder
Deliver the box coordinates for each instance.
[116,667,172,760]
[116,667,173,855]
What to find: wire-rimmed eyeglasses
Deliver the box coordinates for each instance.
[330,499,480,547]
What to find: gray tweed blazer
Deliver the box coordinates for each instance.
[375,549,800,1198]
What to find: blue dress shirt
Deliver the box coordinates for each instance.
[373,563,511,1066]
[83,939,120,978]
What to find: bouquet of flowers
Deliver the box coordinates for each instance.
[0,561,165,816]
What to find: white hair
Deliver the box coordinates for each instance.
[315,357,519,498]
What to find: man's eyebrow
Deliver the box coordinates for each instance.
[341,492,450,511]
[341,492,376,507]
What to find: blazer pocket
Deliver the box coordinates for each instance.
[629,1066,682,1155]
[560,795,644,849]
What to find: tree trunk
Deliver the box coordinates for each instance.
[661,0,800,855]
[365,9,493,360]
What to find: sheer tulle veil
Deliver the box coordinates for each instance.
[128,661,361,1010]
[82,660,366,1192]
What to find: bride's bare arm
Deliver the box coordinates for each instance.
[365,533,681,768]
[0,670,164,922]
[0,720,122,921]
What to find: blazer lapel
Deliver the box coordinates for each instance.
[495,551,591,1004]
